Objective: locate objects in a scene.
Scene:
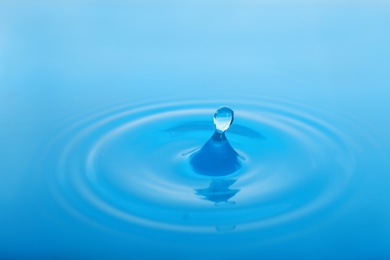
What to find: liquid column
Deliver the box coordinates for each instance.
[190,107,241,176]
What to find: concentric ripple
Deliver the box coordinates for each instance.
[48,97,358,234]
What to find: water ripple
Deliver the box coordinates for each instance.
[47,97,361,235]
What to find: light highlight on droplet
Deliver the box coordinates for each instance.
[214,107,234,134]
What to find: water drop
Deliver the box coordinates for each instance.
[214,107,234,134]
[190,107,241,176]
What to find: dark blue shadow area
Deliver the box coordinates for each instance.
[190,131,241,176]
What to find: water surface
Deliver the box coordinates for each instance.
[1,1,390,259]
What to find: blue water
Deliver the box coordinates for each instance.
[1,1,390,259]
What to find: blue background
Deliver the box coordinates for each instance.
[1,0,389,259]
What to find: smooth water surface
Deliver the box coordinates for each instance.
[1,1,390,259]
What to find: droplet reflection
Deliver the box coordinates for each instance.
[195,179,239,205]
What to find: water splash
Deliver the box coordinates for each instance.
[190,107,241,176]
[47,98,359,236]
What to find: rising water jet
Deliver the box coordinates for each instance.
[190,107,241,176]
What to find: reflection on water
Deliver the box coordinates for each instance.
[195,179,239,231]
[195,179,239,205]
